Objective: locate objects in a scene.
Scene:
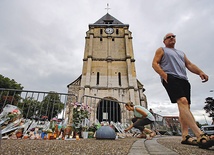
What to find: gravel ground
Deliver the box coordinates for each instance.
[1,136,214,155]
[0,138,138,155]
[157,136,214,155]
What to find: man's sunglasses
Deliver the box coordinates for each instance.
[164,35,176,40]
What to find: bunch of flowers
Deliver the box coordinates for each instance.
[0,104,21,123]
[71,102,91,132]
[7,109,20,121]
[0,104,22,132]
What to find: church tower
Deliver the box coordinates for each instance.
[67,13,147,123]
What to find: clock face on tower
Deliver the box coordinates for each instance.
[105,27,114,34]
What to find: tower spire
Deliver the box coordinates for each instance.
[105,3,111,13]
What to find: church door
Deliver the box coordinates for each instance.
[97,99,121,123]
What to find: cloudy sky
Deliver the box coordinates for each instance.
[1,0,214,124]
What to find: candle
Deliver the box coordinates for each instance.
[76,135,80,140]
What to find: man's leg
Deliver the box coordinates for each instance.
[177,97,203,139]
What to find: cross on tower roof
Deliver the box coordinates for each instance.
[105,3,111,13]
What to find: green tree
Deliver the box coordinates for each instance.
[204,97,214,118]
[0,74,23,89]
[0,74,23,110]
[18,97,41,119]
[40,92,65,120]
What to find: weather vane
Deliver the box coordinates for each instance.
[105,3,111,13]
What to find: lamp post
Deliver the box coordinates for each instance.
[210,90,214,125]
[203,114,208,125]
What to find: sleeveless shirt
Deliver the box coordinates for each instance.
[160,47,188,80]
[134,105,155,121]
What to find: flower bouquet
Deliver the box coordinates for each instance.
[0,104,23,135]
[71,102,91,134]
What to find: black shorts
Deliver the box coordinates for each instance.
[162,74,191,104]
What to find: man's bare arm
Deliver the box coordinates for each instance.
[152,47,167,82]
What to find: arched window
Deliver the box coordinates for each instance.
[100,29,103,35]
[118,72,121,86]
[96,72,100,85]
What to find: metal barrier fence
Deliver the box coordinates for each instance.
[0,88,132,125]
[0,88,77,120]
[152,113,181,135]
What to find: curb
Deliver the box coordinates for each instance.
[128,137,179,155]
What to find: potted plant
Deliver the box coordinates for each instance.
[81,126,89,139]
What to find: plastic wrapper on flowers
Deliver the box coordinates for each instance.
[0,103,99,140]
[0,104,70,140]
[0,104,23,135]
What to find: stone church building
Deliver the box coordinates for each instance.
[66,13,147,124]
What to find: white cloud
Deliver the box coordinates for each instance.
[0,0,214,124]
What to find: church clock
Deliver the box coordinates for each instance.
[105,27,114,34]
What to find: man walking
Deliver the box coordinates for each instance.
[152,33,213,149]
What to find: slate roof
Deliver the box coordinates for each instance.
[67,75,81,87]
[89,13,129,28]
[94,13,123,24]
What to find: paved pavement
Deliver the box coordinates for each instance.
[128,137,179,155]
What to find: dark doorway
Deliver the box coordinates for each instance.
[97,99,121,123]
